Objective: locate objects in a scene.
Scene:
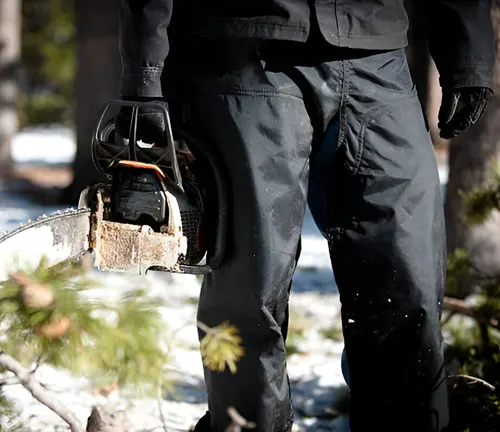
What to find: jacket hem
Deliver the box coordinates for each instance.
[185,21,408,51]
[185,19,309,42]
[325,31,408,50]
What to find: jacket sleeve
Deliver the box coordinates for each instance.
[426,0,495,90]
[119,0,173,98]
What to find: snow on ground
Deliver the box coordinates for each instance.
[0,125,449,432]
[10,125,76,166]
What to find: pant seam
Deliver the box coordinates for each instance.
[337,60,349,172]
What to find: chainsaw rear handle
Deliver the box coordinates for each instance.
[92,99,183,189]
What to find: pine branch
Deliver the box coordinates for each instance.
[443,296,500,331]
[0,350,84,432]
[197,320,245,374]
[0,261,246,430]
[449,374,496,392]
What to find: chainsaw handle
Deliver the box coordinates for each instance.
[92,99,183,189]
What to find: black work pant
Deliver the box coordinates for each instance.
[175,40,449,432]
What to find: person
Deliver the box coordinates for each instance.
[116,1,494,431]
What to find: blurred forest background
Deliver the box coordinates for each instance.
[0,0,117,199]
[0,0,499,429]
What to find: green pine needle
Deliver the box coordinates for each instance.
[199,321,244,374]
[460,186,499,225]
[0,258,170,396]
[0,388,23,431]
[446,249,473,297]
[460,158,500,226]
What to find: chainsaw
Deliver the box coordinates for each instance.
[0,100,228,279]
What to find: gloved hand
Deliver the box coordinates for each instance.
[438,87,493,139]
[115,97,169,145]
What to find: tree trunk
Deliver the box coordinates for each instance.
[444,5,500,296]
[0,0,20,180]
[62,0,120,204]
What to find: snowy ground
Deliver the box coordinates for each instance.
[0,126,449,432]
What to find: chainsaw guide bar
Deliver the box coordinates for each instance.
[0,208,92,281]
[0,186,210,279]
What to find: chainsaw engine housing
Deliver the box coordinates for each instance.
[110,162,206,265]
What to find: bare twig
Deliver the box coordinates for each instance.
[163,324,187,356]
[0,350,84,432]
[443,296,500,331]
[196,320,215,335]
[225,407,256,432]
[157,381,168,432]
[31,353,45,374]
[441,310,457,326]
[0,373,64,392]
[0,375,19,386]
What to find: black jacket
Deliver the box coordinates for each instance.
[119,0,495,99]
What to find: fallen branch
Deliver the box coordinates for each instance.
[0,350,84,432]
[443,296,500,331]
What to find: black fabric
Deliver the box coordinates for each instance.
[118,0,494,98]
[165,41,450,432]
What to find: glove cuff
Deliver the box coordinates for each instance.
[120,66,164,99]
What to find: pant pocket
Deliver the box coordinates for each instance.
[351,93,431,179]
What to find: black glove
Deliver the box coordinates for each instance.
[438,87,493,139]
[115,97,169,145]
